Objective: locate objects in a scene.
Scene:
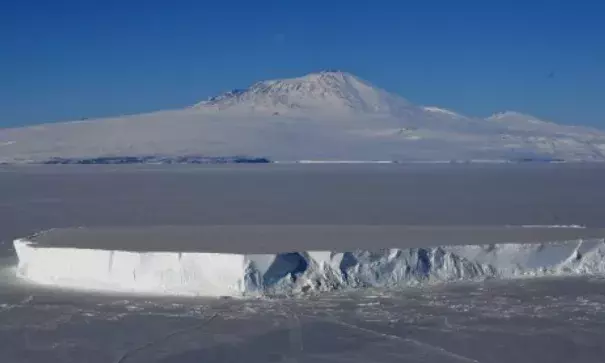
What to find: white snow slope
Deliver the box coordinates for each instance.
[2,71,605,163]
[14,237,605,297]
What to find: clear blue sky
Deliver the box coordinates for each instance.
[1,0,604,128]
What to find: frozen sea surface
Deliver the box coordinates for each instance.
[2,164,605,362]
[1,163,605,248]
[1,270,604,363]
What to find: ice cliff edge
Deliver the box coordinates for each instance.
[13,235,605,297]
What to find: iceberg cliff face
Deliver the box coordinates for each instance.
[13,238,605,297]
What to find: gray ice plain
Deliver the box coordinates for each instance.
[2,164,605,362]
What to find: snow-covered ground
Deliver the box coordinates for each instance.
[2,71,605,163]
[13,226,605,296]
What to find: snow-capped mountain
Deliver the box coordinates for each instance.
[1,71,604,163]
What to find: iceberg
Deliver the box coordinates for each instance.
[13,226,605,297]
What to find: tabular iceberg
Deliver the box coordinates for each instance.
[14,236,605,297]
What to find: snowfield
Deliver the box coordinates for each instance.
[14,226,605,297]
[1,71,605,163]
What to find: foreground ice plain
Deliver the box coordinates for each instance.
[2,274,604,363]
[14,226,605,296]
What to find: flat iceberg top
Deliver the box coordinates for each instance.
[24,225,605,253]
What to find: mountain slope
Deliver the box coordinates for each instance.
[1,71,605,163]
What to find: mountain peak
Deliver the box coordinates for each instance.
[192,71,411,115]
[318,69,345,73]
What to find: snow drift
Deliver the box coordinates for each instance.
[2,71,605,163]
[13,237,605,297]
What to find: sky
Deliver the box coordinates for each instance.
[1,0,604,128]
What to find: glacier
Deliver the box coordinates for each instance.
[1,71,605,163]
[13,226,605,297]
